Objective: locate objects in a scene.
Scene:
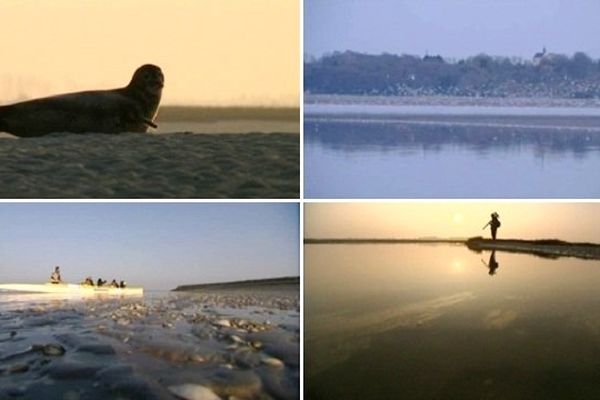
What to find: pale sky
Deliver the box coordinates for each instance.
[0,0,299,106]
[305,203,600,243]
[0,203,299,290]
[305,0,600,60]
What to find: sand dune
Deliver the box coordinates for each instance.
[0,132,298,198]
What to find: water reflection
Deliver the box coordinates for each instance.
[304,118,600,198]
[482,250,500,275]
[0,292,85,312]
[305,118,600,157]
[305,243,600,399]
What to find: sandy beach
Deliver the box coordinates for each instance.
[0,132,298,198]
[0,286,299,400]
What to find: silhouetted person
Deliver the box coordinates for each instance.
[97,278,106,287]
[50,266,62,284]
[110,279,119,288]
[482,212,501,240]
[487,250,499,275]
[119,280,127,288]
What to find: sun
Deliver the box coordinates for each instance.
[452,213,464,224]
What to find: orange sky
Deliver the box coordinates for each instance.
[305,202,600,243]
[0,0,299,106]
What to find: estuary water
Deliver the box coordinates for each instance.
[305,243,600,400]
[304,104,600,198]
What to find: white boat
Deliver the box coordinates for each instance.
[0,283,143,296]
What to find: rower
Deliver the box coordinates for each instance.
[110,279,119,288]
[97,278,107,287]
[50,266,62,284]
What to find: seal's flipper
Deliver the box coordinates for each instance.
[143,118,157,129]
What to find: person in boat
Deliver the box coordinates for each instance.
[97,278,107,287]
[110,279,119,288]
[83,276,94,286]
[119,280,127,288]
[50,266,62,284]
[482,212,501,240]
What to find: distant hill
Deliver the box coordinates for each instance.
[305,50,600,99]
[172,276,299,292]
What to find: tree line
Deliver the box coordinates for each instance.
[305,51,600,98]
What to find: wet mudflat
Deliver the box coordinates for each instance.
[0,290,299,400]
[305,243,600,400]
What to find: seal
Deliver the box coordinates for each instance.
[0,64,163,138]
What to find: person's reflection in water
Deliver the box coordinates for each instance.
[482,212,501,240]
[481,250,500,275]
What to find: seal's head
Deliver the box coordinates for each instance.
[128,64,164,97]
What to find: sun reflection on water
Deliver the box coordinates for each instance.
[451,259,465,273]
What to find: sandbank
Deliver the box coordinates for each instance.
[0,132,298,198]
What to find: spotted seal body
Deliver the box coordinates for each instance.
[0,64,163,138]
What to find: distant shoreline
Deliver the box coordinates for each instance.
[172,276,300,292]
[157,105,299,122]
[305,50,600,99]
[305,94,600,109]
[305,237,600,260]
[304,238,463,244]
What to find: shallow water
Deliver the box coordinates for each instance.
[304,108,600,198]
[0,290,299,399]
[305,243,600,399]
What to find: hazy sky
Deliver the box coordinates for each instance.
[305,202,600,243]
[305,0,600,60]
[0,203,299,290]
[0,0,299,106]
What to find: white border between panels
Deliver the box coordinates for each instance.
[302,198,600,203]
[299,0,305,397]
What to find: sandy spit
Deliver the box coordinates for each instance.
[0,132,298,199]
[466,237,600,260]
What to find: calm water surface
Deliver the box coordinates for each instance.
[305,108,600,198]
[305,243,600,399]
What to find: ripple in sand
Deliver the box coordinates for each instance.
[0,132,299,199]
